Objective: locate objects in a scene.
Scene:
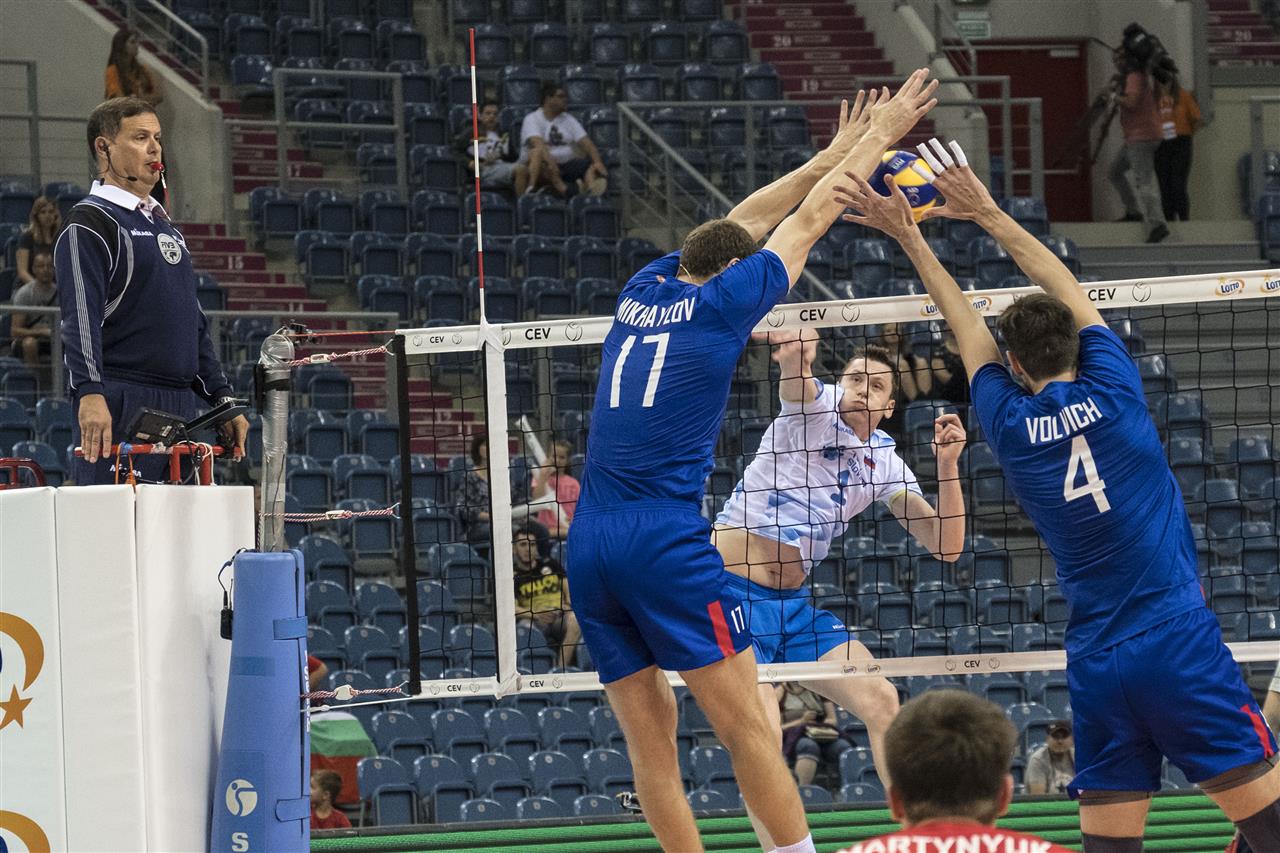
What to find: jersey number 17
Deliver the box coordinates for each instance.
[609,333,670,408]
[1064,434,1111,513]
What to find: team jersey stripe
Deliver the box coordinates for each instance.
[1241,703,1276,758]
[706,600,735,658]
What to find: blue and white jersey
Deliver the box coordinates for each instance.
[971,325,1204,658]
[578,249,790,510]
[716,379,921,569]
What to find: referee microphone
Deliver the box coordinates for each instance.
[100,142,140,183]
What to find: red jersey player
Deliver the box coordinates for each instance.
[837,690,1073,853]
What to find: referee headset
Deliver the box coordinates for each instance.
[98,138,140,184]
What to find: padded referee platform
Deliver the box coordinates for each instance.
[312,793,1233,852]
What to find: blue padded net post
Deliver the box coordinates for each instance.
[210,551,309,853]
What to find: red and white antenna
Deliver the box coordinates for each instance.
[468,27,488,323]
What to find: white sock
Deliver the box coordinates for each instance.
[771,835,815,853]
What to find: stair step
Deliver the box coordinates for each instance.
[221,283,312,298]
[233,161,324,178]
[1209,42,1280,58]
[184,236,250,253]
[1079,241,1265,264]
[179,223,228,237]
[217,99,243,116]
[1208,12,1267,24]
[746,17,871,34]
[750,30,876,49]
[232,145,311,163]
[1055,218,1261,245]
[193,252,267,271]
[770,60,894,77]
[234,177,282,193]
[1209,25,1278,39]
[758,46,885,64]
[1208,0,1254,10]
[225,297,331,312]
[232,130,280,146]
[781,68,895,91]
[744,6,863,27]
[210,271,292,284]
[1082,258,1272,279]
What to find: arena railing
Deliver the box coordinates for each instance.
[222,69,409,203]
[124,0,210,99]
[0,307,400,402]
[1249,95,1280,217]
[0,60,86,189]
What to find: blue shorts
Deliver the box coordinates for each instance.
[73,378,201,485]
[565,501,751,684]
[724,573,851,664]
[1068,606,1276,797]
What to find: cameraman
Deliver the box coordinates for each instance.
[1107,36,1169,244]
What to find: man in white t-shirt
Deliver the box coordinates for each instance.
[712,331,967,850]
[519,82,608,197]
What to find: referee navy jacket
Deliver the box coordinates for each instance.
[54,182,233,402]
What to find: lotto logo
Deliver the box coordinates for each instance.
[1262,278,1280,293]
[970,297,992,311]
[1216,279,1245,296]
[919,302,940,317]
[225,779,257,817]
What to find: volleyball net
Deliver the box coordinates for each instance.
[284,265,1280,717]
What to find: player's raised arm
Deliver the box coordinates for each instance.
[727,90,878,242]
[914,138,1105,332]
[753,328,820,404]
[765,69,939,286]
[891,413,967,562]
[833,170,1001,379]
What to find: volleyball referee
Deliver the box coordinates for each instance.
[55,96,247,485]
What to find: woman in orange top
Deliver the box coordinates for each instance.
[104,28,162,105]
[1154,76,1202,222]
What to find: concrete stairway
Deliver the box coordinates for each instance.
[1055,219,1271,279]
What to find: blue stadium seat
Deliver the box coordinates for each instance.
[360,190,411,237]
[538,707,592,758]
[977,587,1030,625]
[305,189,357,235]
[1024,671,1071,718]
[529,22,571,68]
[472,752,531,812]
[431,708,488,765]
[706,106,746,148]
[357,756,418,826]
[1230,436,1277,499]
[344,624,398,683]
[1038,234,1081,274]
[499,64,543,108]
[324,669,378,726]
[379,20,426,63]
[688,789,731,811]
[969,236,1017,285]
[766,105,810,148]
[307,624,344,672]
[301,534,353,591]
[11,441,63,486]
[705,20,749,65]
[471,23,514,67]
[401,625,449,677]
[523,277,574,316]
[355,580,407,637]
[410,191,461,237]
[567,238,616,281]
[569,196,620,240]
[839,746,877,785]
[484,707,540,766]
[0,188,35,225]
[334,453,390,503]
[370,711,431,770]
[619,236,663,271]
[583,748,634,799]
[845,239,894,288]
[530,750,590,811]
[33,398,71,453]
[618,63,663,102]
[561,64,607,106]
[645,22,689,65]
[677,62,722,101]
[738,63,781,100]
[573,793,619,816]
[1006,702,1058,750]
[841,780,885,803]
[999,197,1050,236]
[689,745,736,799]
[588,23,631,67]
[515,795,564,819]
[410,144,462,191]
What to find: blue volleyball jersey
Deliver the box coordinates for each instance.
[578,249,790,509]
[971,325,1204,658]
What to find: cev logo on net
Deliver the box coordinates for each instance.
[1215,278,1245,297]
[225,779,258,817]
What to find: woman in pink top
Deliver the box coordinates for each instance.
[532,440,579,539]
[1107,48,1169,243]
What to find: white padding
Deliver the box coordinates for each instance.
[0,487,66,850]
[134,485,254,851]
[55,485,146,851]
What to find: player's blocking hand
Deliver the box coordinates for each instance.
[833,171,918,242]
[822,89,878,158]
[932,413,967,468]
[752,327,819,372]
[910,138,1001,223]
[866,68,939,145]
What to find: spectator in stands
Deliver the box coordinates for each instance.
[307,654,329,693]
[1154,76,1201,223]
[9,249,57,369]
[456,99,529,197]
[1024,719,1076,795]
[14,196,60,287]
[104,27,161,106]
[520,82,608,198]
[529,440,579,540]
[835,691,1071,852]
[455,433,492,535]
[778,682,852,787]
[57,97,247,484]
[309,769,352,829]
[513,525,581,668]
[1107,47,1169,243]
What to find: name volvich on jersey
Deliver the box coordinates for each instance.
[614,295,698,328]
[1025,397,1104,445]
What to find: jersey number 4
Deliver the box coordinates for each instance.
[1063,434,1111,513]
[609,332,670,408]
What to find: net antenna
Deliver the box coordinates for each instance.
[469,26,521,699]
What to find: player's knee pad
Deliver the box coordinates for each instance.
[1080,834,1144,853]
[1077,789,1151,806]
[1200,755,1278,794]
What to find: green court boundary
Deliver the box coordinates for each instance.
[312,793,1234,852]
